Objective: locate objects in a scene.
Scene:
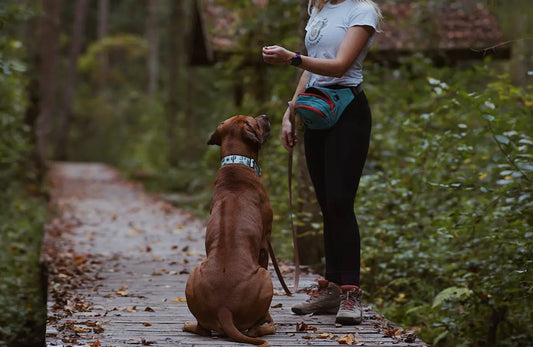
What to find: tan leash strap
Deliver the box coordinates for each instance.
[268,241,292,296]
[287,101,300,291]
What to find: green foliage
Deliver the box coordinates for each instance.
[358,55,533,346]
[0,196,47,346]
[78,34,148,86]
[28,1,530,346]
[0,1,47,345]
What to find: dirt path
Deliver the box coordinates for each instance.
[43,162,427,347]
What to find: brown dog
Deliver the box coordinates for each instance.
[183,115,275,347]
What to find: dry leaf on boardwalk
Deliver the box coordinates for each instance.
[296,321,318,332]
[337,333,359,345]
[317,332,336,339]
[116,285,129,296]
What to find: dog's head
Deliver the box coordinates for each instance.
[208,115,271,148]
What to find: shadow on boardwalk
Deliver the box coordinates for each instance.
[43,162,428,347]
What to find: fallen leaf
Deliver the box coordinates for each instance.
[383,328,402,338]
[271,303,282,309]
[143,322,152,326]
[317,333,335,339]
[144,307,155,312]
[337,334,358,345]
[296,322,308,332]
[73,326,92,333]
[296,322,317,332]
[171,296,187,302]
[90,341,102,347]
[116,285,129,296]
[128,228,145,236]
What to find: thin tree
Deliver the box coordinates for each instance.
[97,0,109,87]
[55,0,89,160]
[146,0,159,96]
[166,0,184,166]
[35,0,61,165]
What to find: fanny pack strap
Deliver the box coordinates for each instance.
[323,83,363,96]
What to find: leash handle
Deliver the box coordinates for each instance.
[287,101,300,291]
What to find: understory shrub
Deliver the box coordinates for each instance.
[358,56,532,346]
[0,2,47,345]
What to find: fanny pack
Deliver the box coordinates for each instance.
[295,85,355,130]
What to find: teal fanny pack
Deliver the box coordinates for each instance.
[295,86,355,130]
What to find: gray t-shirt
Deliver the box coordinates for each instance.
[305,1,378,87]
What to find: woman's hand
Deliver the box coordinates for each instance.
[281,107,296,151]
[262,45,294,65]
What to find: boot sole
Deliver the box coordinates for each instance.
[292,306,339,315]
[335,316,362,325]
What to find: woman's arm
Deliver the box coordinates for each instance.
[262,25,374,78]
[281,72,309,151]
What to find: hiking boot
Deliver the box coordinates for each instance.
[291,279,341,315]
[335,285,363,325]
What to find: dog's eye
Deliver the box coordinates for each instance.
[245,122,256,131]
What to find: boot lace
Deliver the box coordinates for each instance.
[340,289,359,310]
[306,285,328,303]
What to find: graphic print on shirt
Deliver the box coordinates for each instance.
[307,18,328,47]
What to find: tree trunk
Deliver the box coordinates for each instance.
[97,0,109,87]
[491,0,533,87]
[166,0,184,166]
[294,0,324,269]
[508,1,533,87]
[146,0,159,96]
[35,0,61,165]
[184,66,199,161]
[55,0,89,160]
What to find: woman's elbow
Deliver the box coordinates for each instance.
[331,63,351,78]
[332,68,349,78]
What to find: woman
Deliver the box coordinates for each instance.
[262,0,381,325]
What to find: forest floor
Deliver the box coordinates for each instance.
[42,162,428,347]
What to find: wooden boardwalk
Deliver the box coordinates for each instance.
[43,162,428,347]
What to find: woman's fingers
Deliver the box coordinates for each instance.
[262,45,290,64]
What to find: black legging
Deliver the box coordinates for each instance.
[304,90,371,287]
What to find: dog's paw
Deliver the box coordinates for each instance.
[183,321,212,336]
[247,321,276,337]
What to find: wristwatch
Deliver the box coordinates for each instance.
[290,52,302,66]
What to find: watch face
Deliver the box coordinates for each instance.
[291,55,302,66]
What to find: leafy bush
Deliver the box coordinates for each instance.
[0,1,48,345]
[358,55,532,346]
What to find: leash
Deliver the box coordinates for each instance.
[268,242,292,296]
[287,101,300,291]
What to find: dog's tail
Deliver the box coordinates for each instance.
[217,307,269,347]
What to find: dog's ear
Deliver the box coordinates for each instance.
[244,117,269,145]
[244,125,262,145]
[208,127,222,146]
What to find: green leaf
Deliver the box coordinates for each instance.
[433,330,449,346]
[495,135,510,145]
[432,287,472,308]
